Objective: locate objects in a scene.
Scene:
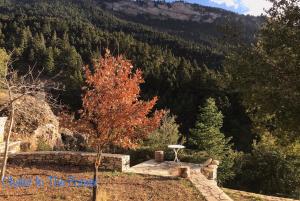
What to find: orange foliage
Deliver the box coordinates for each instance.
[82,50,165,149]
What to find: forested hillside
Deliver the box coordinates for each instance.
[0,0,260,151]
[99,0,263,46]
[0,0,299,199]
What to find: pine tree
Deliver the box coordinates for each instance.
[190,98,236,183]
[19,29,29,51]
[190,98,231,159]
[58,45,83,107]
[0,49,9,88]
[50,31,57,47]
[228,0,300,142]
[43,47,55,74]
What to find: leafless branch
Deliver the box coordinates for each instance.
[0,50,63,180]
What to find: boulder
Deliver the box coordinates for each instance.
[211,160,220,166]
[60,127,74,136]
[202,158,213,167]
[73,132,87,150]
[9,95,61,151]
[60,128,88,151]
[207,164,218,169]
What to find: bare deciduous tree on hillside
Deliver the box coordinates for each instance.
[0,49,59,180]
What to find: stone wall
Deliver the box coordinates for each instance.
[0,117,7,143]
[0,141,21,153]
[201,158,220,181]
[8,151,130,172]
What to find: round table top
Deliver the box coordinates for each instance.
[168,145,185,149]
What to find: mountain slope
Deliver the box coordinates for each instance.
[98,0,263,46]
[0,0,255,151]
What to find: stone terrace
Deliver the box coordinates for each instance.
[126,160,233,201]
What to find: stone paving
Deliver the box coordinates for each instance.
[126,160,233,201]
[189,172,233,201]
[126,159,202,177]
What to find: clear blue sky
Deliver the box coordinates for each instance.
[166,0,272,16]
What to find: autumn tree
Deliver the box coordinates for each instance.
[82,50,164,201]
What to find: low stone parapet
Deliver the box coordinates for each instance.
[7,151,130,172]
[0,141,22,154]
[201,158,219,181]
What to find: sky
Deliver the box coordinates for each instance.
[167,0,273,16]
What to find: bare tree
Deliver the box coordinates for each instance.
[0,49,59,180]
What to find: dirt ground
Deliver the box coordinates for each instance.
[0,164,204,201]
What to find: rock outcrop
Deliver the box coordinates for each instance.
[104,1,222,23]
[59,127,88,151]
[10,95,61,151]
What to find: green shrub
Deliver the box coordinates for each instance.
[143,111,181,151]
[126,112,184,165]
[127,147,154,166]
[36,138,52,151]
[232,134,300,199]
[180,149,208,164]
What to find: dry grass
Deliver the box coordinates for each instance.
[97,189,109,201]
[0,164,205,201]
[223,188,295,201]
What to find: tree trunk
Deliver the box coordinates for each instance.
[0,104,14,181]
[92,148,102,201]
[92,163,99,201]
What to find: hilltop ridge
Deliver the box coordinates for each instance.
[97,0,263,44]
